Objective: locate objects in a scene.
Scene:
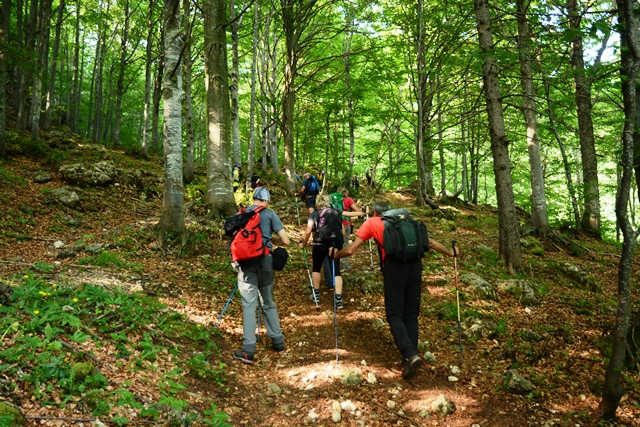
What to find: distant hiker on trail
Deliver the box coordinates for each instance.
[232,164,241,192]
[351,175,359,191]
[366,167,374,189]
[233,187,290,365]
[294,172,320,215]
[330,187,361,271]
[333,200,456,380]
[250,172,260,189]
[299,195,364,309]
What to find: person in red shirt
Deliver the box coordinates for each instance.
[333,200,457,380]
[337,187,361,270]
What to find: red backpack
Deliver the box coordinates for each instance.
[225,206,269,266]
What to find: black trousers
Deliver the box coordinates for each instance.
[382,259,422,360]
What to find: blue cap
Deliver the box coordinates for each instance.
[253,187,270,201]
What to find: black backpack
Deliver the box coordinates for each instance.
[313,207,342,244]
[307,176,320,195]
[381,209,429,262]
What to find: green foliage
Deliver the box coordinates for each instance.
[0,273,229,422]
[0,164,27,187]
[77,251,144,273]
[203,403,233,426]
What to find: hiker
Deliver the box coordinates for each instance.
[333,200,457,379]
[299,195,364,309]
[233,187,290,364]
[351,175,359,191]
[232,164,241,192]
[333,187,361,270]
[250,172,261,189]
[294,172,320,215]
[366,167,374,189]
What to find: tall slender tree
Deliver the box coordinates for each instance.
[113,0,131,148]
[516,0,548,235]
[141,0,156,157]
[567,0,601,237]
[474,0,523,274]
[157,0,187,247]
[43,0,65,131]
[0,0,9,159]
[599,0,640,419]
[183,0,194,182]
[203,0,236,216]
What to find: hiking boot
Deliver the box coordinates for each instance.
[233,350,254,364]
[334,295,344,310]
[309,290,320,303]
[273,342,285,354]
[402,355,424,380]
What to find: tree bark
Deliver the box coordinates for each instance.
[157,0,187,248]
[141,0,156,157]
[246,0,260,192]
[203,0,237,217]
[516,0,549,235]
[599,0,640,418]
[183,0,194,182]
[30,0,52,143]
[151,44,164,155]
[229,0,243,167]
[474,0,523,274]
[43,0,65,131]
[68,3,81,133]
[0,0,9,159]
[113,0,131,148]
[567,0,601,237]
[17,0,38,132]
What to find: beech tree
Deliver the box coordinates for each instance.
[474,0,523,274]
[599,0,640,419]
[157,0,187,248]
[203,0,236,217]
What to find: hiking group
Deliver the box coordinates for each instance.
[224,170,458,380]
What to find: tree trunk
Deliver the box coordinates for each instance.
[203,0,236,217]
[246,0,260,192]
[17,0,38,132]
[113,0,131,148]
[151,46,164,154]
[474,0,523,274]
[599,0,639,418]
[68,3,81,133]
[343,5,355,178]
[229,0,242,167]
[30,0,52,143]
[567,0,601,237]
[141,0,155,158]
[183,0,194,182]
[0,0,9,159]
[43,0,65,131]
[157,0,187,248]
[516,0,548,235]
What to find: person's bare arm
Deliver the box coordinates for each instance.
[341,210,365,218]
[428,238,457,257]
[350,203,362,213]
[299,220,314,248]
[275,229,290,246]
[335,236,364,258]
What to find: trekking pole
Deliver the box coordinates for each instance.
[453,241,463,366]
[256,294,262,340]
[331,244,339,362]
[302,247,319,310]
[214,283,238,328]
[295,196,301,226]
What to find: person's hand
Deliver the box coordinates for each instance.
[299,241,305,249]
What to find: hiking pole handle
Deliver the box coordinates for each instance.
[452,241,457,258]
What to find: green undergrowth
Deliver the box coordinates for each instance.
[0,272,232,426]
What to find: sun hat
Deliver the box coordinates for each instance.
[253,187,270,201]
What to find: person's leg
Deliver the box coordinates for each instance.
[237,264,259,356]
[342,225,352,269]
[310,245,325,301]
[323,256,333,288]
[257,255,284,349]
[383,261,415,360]
[403,261,423,351]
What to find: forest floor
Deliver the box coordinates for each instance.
[1,141,640,427]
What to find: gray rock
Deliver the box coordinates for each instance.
[504,369,535,395]
[85,243,104,254]
[562,263,599,292]
[59,161,118,187]
[462,318,498,340]
[430,394,456,416]
[0,401,25,426]
[19,205,33,215]
[50,187,80,208]
[34,172,53,183]
[460,273,496,300]
[338,369,362,386]
[62,215,79,226]
[56,249,77,259]
[371,318,385,329]
[496,279,536,305]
